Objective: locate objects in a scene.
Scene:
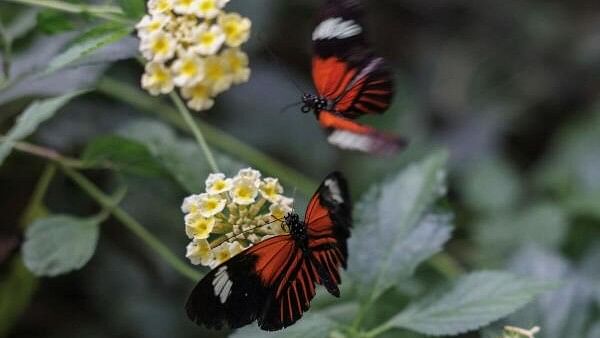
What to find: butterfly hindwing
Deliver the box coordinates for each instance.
[319,111,407,155]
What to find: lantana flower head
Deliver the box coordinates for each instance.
[137,0,251,110]
[183,168,294,268]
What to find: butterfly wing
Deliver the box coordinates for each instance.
[312,0,394,118]
[186,235,320,331]
[319,111,407,155]
[304,172,353,296]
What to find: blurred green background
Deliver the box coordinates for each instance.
[1,0,599,337]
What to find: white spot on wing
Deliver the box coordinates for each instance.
[328,130,372,152]
[324,178,344,203]
[313,17,362,41]
[212,266,232,304]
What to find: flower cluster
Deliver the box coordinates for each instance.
[183,168,294,267]
[136,0,251,111]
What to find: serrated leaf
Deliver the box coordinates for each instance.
[116,0,145,19]
[22,214,102,277]
[229,314,337,338]
[82,136,165,177]
[348,152,450,300]
[119,119,245,193]
[0,92,82,166]
[45,23,133,75]
[388,271,554,336]
[0,257,38,336]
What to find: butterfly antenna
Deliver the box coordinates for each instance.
[210,217,286,249]
[278,100,303,114]
[256,33,307,95]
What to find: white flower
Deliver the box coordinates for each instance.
[195,0,229,19]
[205,173,233,194]
[269,202,292,221]
[181,81,215,111]
[186,239,214,266]
[218,12,251,47]
[172,51,205,87]
[173,0,198,15]
[181,194,201,213]
[148,0,173,14]
[230,177,259,205]
[260,177,283,203]
[141,62,174,95]
[197,193,227,217]
[228,241,244,256]
[185,214,215,239]
[136,14,169,38]
[221,48,250,84]
[190,23,226,56]
[140,31,176,62]
[237,168,261,181]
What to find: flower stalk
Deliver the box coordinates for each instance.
[4,0,131,23]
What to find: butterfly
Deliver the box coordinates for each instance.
[301,0,407,155]
[185,172,352,331]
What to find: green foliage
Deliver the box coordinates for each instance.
[0,92,82,166]
[349,152,451,301]
[0,258,37,337]
[116,0,145,19]
[229,315,337,338]
[45,23,133,75]
[82,135,165,177]
[389,272,553,336]
[22,214,102,277]
[120,119,244,193]
[37,10,75,34]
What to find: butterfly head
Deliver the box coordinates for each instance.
[301,93,328,114]
[284,212,307,241]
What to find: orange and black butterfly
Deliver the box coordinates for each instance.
[185,172,352,331]
[301,0,406,155]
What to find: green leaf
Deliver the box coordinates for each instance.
[120,119,245,193]
[45,23,133,75]
[229,314,337,338]
[116,0,145,19]
[82,136,165,177]
[0,257,38,336]
[0,92,82,166]
[37,9,75,34]
[349,152,451,300]
[388,271,554,336]
[22,214,102,277]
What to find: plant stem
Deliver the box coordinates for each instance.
[169,91,220,173]
[4,0,131,24]
[60,165,202,282]
[363,323,392,338]
[0,17,12,81]
[0,136,87,168]
[20,163,55,228]
[97,77,317,196]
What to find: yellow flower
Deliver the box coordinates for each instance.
[172,51,205,87]
[181,81,215,111]
[148,0,173,14]
[197,193,227,217]
[195,0,229,19]
[269,202,292,221]
[230,177,259,205]
[185,215,216,239]
[186,239,214,266]
[181,194,201,213]
[218,13,251,47]
[140,31,176,62]
[135,14,169,38]
[173,0,198,15]
[141,62,174,95]
[203,55,233,94]
[191,23,226,56]
[221,48,250,84]
[212,243,232,267]
[206,173,233,194]
[260,177,283,203]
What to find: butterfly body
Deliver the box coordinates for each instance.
[186,172,352,331]
[307,0,407,154]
